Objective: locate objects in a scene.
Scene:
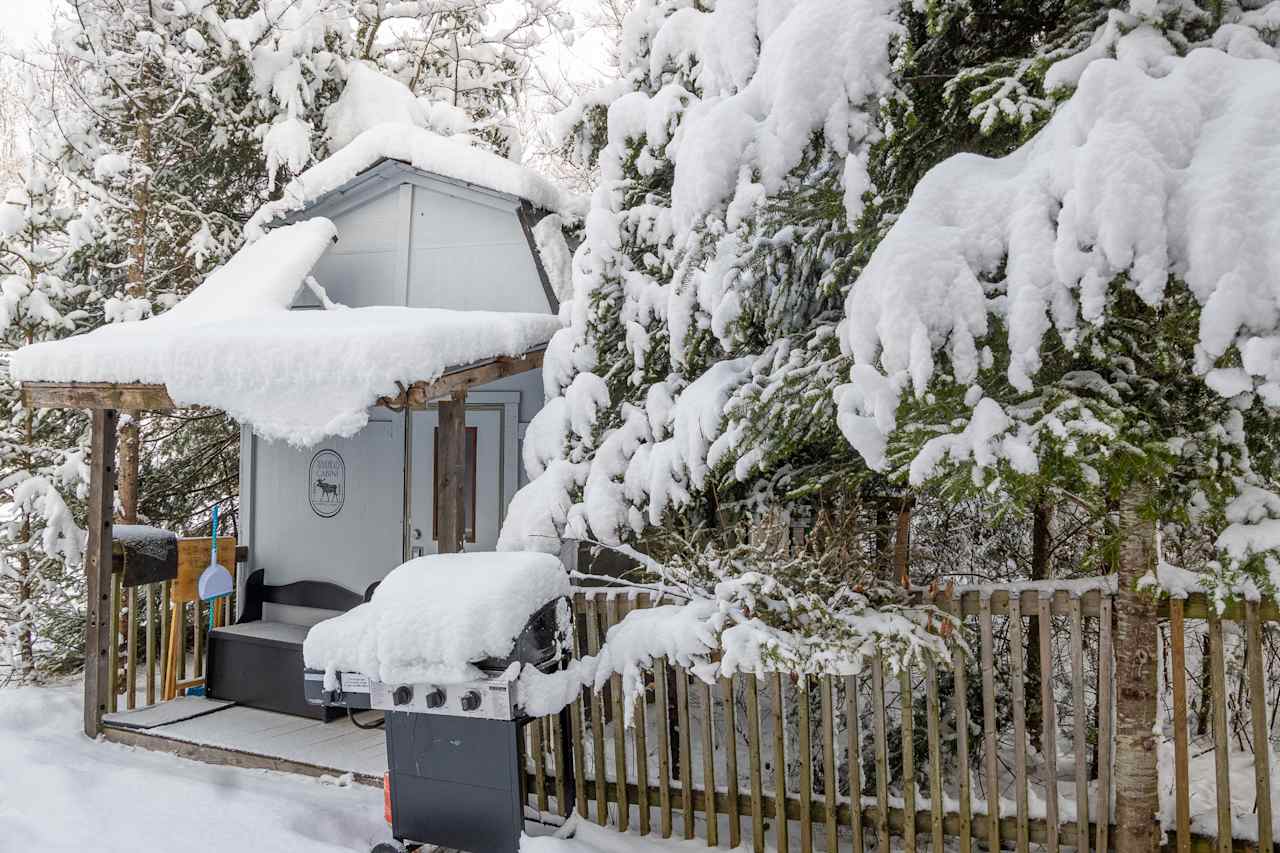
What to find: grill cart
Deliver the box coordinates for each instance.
[302,553,576,853]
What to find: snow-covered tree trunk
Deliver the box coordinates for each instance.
[1113,486,1160,853]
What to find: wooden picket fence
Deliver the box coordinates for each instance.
[522,585,1280,853]
[105,554,237,712]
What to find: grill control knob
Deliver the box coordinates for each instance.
[424,688,446,709]
[460,690,482,712]
[393,685,414,706]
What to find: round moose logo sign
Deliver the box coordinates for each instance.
[308,449,345,518]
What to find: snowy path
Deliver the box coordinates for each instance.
[0,682,389,852]
[0,681,737,853]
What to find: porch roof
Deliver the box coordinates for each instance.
[10,218,561,446]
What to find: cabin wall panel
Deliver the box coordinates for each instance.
[406,188,550,313]
[248,410,405,596]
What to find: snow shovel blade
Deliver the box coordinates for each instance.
[198,562,234,601]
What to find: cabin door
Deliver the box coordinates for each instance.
[408,405,504,554]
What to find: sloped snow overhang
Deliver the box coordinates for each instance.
[19,346,546,413]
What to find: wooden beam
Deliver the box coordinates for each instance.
[84,409,118,738]
[23,382,175,411]
[100,726,382,787]
[436,389,467,554]
[377,350,545,410]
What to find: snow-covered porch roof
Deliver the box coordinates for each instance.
[10,218,562,445]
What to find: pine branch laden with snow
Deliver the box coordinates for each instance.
[836,48,1280,600]
[519,535,955,721]
[498,0,905,553]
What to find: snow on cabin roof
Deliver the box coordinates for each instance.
[9,219,563,446]
[246,123,585,239]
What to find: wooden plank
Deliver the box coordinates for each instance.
[952,624,971,853]
[925,658,943,852]
[83,409,118,737]
[979,595,1000,853]
[702,678,718,847]
[193,597,203,679]
[126,586,138,710]
[1170,598,1191,853]
[552,711,569,818]
[799,677,814,853]
[634,600,651,836]
[586,597,609,825]
[145,583,156,706]
[900,665,917,853]
[376,349,546,409]
[1070,596,1090,853]
[872,655,891,853]
[847,673,866,853]
[1209,613,1232,853]
[657,663,673,838]
[1246,602,1274,853]
[1096,594,1114,853]
[1009,593,1030,853]
[160,582,171,695]
[607,596,630,833]
[1037,594,1059,853]
[531,714,549,813]
[774,672,790,853]
[725,675,742,848]
[746,674,765,853]
[435,389,468,554]
[677,666,694,839]
[108,571,121,712]
[23,382,175,411]
[570,596,589,822]
[821,676,837,853]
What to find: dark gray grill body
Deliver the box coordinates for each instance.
[386,712,524,852]
[305,595,574,853]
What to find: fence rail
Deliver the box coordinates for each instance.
[521,585,1280,853]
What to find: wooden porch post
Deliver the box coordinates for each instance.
[436,389,467,554]
[84,409,118,738]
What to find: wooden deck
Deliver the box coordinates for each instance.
[102,700,387,785]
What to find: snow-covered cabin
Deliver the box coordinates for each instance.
[11,124,579,729]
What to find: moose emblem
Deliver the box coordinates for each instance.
[308,449,345,518]
[314,478,340,500]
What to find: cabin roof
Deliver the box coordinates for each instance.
[246,124,585,240]
[11,220,560,446]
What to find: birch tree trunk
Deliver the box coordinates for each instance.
[117,116,151,524]
[1113,485,1160,853]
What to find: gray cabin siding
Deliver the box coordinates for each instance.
[406,186,551,313]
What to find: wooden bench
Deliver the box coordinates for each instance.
[206,569,374,721]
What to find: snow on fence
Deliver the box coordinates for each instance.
[519,586,1280,853]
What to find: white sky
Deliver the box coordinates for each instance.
[3,0,55,47]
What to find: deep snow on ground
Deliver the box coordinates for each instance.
[0,681,389,852]
[0,681,743,853]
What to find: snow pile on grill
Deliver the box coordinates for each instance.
[303,552,569,686]
[8,219,562,446]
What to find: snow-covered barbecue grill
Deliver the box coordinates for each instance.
[301,552,574,853]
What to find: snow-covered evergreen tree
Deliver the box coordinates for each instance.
[0,170,93,683]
